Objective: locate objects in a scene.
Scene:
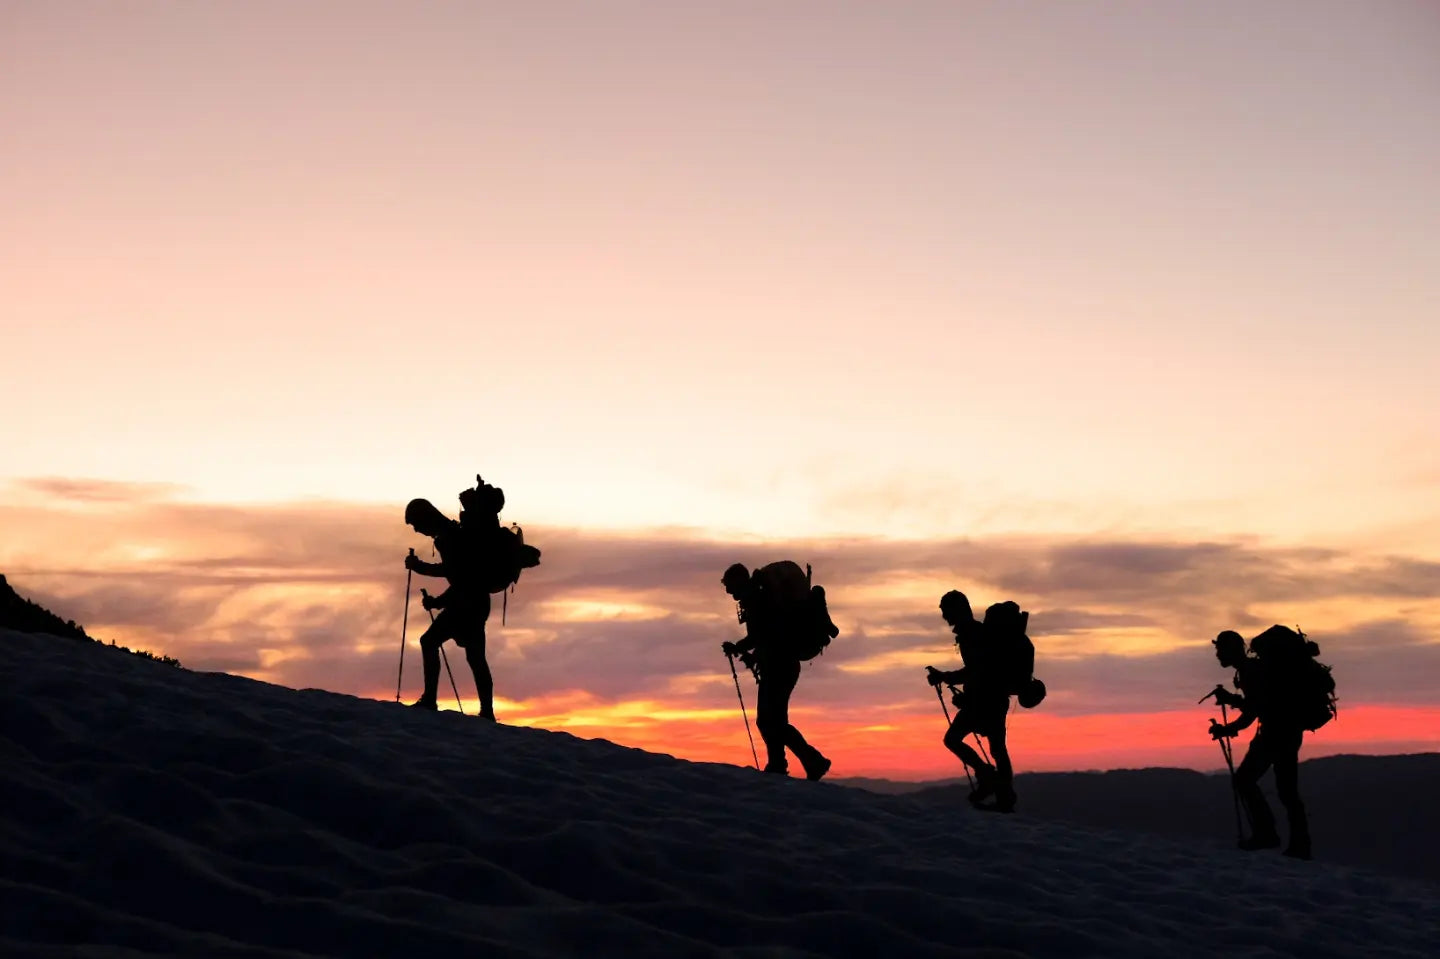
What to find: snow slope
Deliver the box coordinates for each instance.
[3,627,1437,958]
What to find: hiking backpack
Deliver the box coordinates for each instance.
[751,560,840,661]
[1250,624,1337,731]
[477,523,541,596]
[463,522,539,625]
[983,600,1046,708]
[458,476,541,597]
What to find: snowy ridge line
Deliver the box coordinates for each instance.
[2,627,1437,958]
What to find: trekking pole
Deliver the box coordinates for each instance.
[1217,702,1247,841]
[727,652,761,770]
[440,646,463,713]
[973,734,993,768]
[420,589,465,714]
[933,678,974,791]
[396,550,415,702]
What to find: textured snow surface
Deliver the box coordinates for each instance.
[3,628,1437,958]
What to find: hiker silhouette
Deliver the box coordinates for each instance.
[403,483,509,721]
[926,590,1017,812]
[1208,627,1332,859]
[720,562,833,781]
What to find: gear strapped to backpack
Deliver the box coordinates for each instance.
[750,560,839,661]
[460,476,542,624]
[1250,624,1337,731]
[477,523,542,595]
[983,600,1047,709]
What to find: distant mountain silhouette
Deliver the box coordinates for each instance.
[844,755,1440,883]
[0,573,181,667]
[833,775,978,795]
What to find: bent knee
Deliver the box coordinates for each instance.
[755,714,783,735]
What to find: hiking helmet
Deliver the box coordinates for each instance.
[1213,630,1245,662]
[1213,629,1244,649]
[939,590,972,622]
[721,563,751,596]
[404,498,447,533]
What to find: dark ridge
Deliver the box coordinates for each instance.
[0,573,182,668]
[0,572,94,642]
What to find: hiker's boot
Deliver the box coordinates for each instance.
[763,762,790,776]
[803,755,832,782]
[410,696,438,711]
[1238,833,1281,852]
[1283,826,1312,860]
[991,785,1017,814]
[967,763,998,807]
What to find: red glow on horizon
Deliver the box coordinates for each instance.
[368,685,1440,781]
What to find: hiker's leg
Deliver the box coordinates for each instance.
[944,717,988,775]
[416,620,446,706]
[784,726,827,775]
[458,597,494,720]
[769,658,826,777]
[1234,731,1278,843]
[464,637,493,721]
[1271,728,1309,855]
[754,671,790,773]
[987,717,1015,809]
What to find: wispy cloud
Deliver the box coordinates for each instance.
[14,477,189,504]
[3,478,1437,775]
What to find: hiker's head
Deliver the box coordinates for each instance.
[939,590,973,628]
[404,498,447,537]
[1213,630,1246,667]
[721,563,751,599]
[460,480,505,517]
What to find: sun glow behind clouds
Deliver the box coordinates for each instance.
[3,481,1438,777]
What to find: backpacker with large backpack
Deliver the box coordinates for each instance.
[1249,624,1337,731]
[749,560,840,662]
[983,600,1046,709]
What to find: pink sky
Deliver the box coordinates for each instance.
[3,2,1438,776]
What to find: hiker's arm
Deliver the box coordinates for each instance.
[927,667,966,686]
[727,635,759,656]
[1213,686,1246,709]
[405,553,446,577]
[1213,709,1257,738]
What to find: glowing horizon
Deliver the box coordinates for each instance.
[3,480,1437,778]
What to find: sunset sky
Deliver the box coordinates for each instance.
[4,1,1438,778]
